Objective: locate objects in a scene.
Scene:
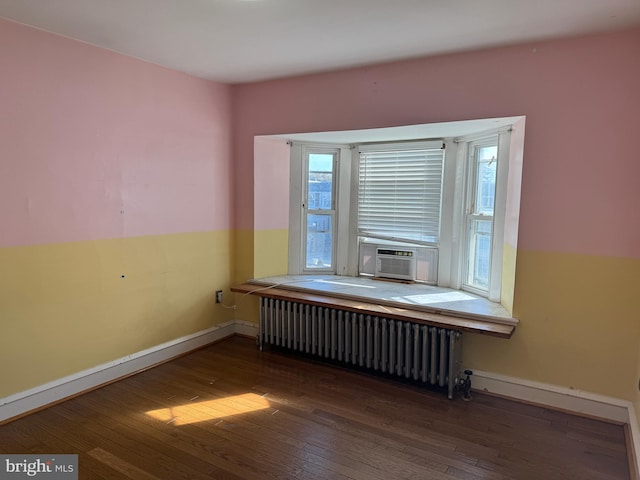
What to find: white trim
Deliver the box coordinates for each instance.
[0,321,254,423]
[488,131,510,302]
[234,320,259,338]
[471,369,640,476]
[629,403,640,479]
[301,145,339,274]
[288,143,304,274]
[335,146,353,276]
[471,369,629,422]
[453,126,513,144]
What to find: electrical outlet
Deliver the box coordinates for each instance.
[215,290,223,304]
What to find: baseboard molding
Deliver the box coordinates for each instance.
[472,369,640,477]
[234,320,259,338]
[471,369,630,423]
[628,403,640,479]
[0,320,243,423]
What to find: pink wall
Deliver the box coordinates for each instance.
[0,18,232,248]
[233,28,640,259]
[254,137,290,231]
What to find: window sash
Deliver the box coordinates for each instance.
[302,149,338,273]
[358,147,444,244]
[463,138,498,293]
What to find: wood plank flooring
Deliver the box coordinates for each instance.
[0,336,630,479]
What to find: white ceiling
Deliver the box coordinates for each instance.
[1,0,639,84]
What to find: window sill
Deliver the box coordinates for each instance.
[232,275,517,338]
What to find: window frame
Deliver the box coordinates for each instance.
[463,138,498,295]
[302,149,338,273]
[451,131,511,302]
[288,127,513,303]
[288,143,352,276]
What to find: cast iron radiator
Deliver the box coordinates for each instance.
[258,297,463,399]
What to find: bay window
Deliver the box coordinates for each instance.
[287,123,516,304]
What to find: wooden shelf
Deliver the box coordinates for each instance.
[231,283,515,339]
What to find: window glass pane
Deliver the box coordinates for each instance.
[468,219,492,289]
[308,154,333,210]
[474,146,497,216]
[309,153,333,172]
[306,214,332,269]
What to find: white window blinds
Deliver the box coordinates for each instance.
[358,141,444,244]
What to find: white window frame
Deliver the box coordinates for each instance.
[450,130,511,302]
[462,137,498,295]
[288,143,352,275]
[288,127,512,303]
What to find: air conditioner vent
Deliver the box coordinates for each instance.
[375,248,416,281]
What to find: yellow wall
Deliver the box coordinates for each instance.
[465,250,640,401]
[231,228,289,325]
[232,229,259,324]
[254,229,289,279]
[0,230,233,397]
[500,242,517,315]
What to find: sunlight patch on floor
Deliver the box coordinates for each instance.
[145,393,271,426]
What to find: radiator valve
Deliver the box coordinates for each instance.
[460,369,473,401]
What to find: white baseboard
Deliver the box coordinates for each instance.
[472,369,640,477]
[471,369,630,423]
[234,320,259,338]
[629,403,640,479]
[0,320,243,423]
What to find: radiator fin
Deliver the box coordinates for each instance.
[258,298,463,399]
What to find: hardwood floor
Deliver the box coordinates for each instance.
[0,336,630,479]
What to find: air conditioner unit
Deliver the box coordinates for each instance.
[375,248,416,281]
